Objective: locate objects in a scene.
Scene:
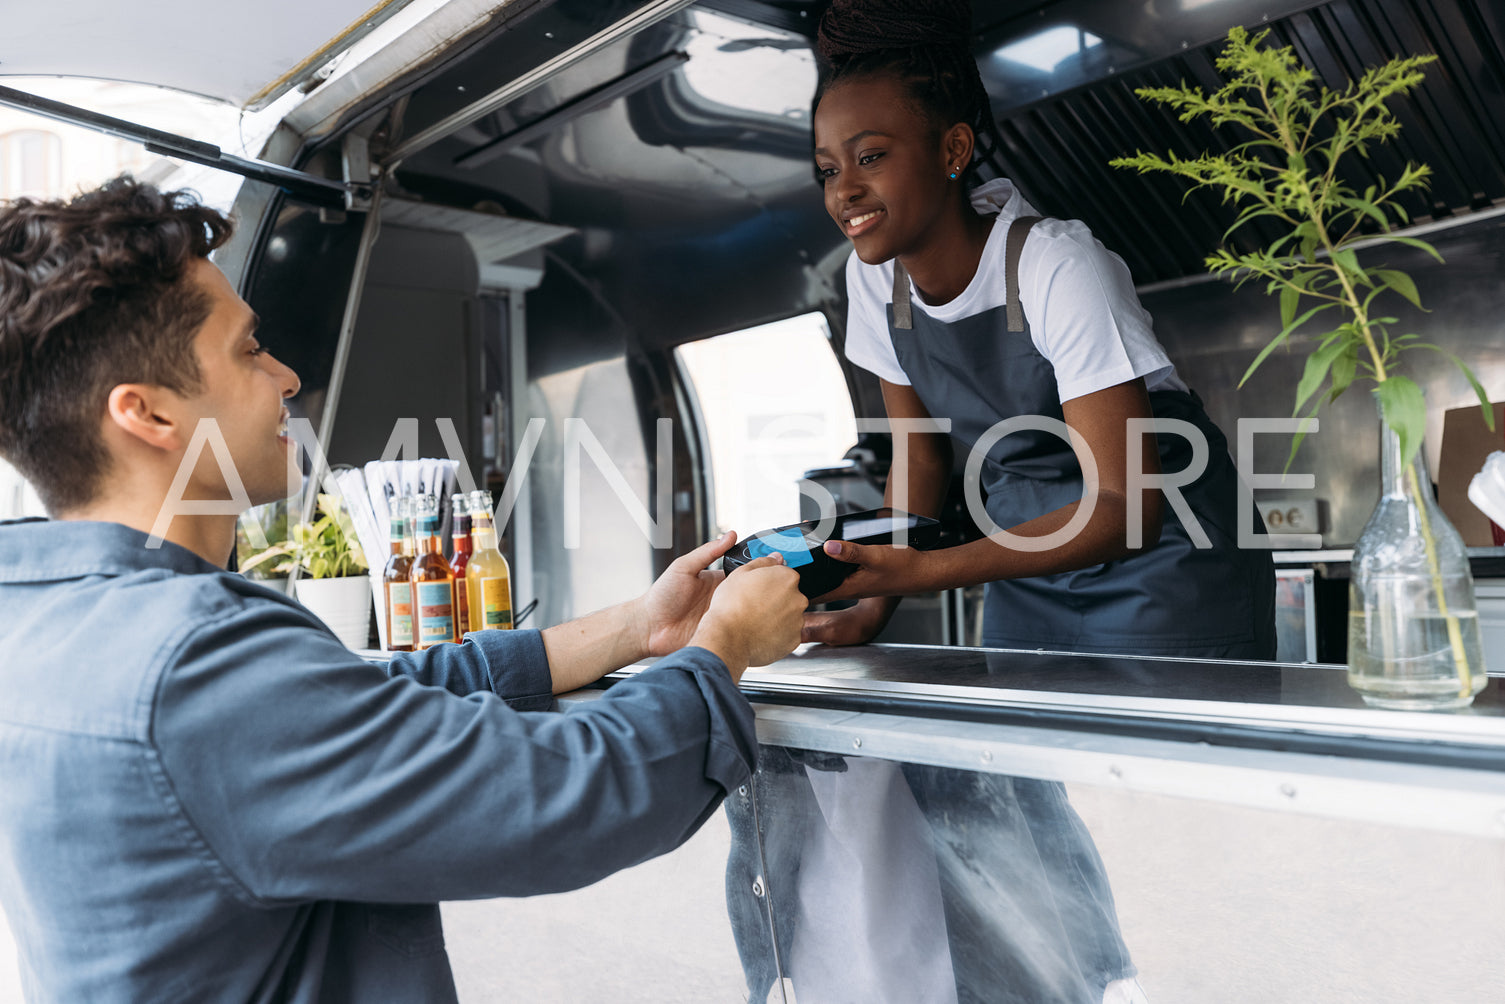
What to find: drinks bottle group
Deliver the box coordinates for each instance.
[380,490,514,651]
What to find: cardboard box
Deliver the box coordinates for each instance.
[1438,402,1505,546]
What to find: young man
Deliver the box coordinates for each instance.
[0,178,806,1002]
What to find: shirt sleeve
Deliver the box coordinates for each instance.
[842,251,911,386]
[1018,221,1175,403]
[150,597,756,907]
[383,629,554,711]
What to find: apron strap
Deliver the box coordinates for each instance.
[892,213,1044,333]
[892,260,913,330]
[1005,215,1043,332]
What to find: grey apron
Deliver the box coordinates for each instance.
[873,217,1271,1003]
[889,216,1276,658]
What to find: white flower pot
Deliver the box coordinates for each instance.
[295,576,373,651]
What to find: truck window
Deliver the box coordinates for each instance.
[676,313,856,538]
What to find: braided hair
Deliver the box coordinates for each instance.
[812,0,1005,186]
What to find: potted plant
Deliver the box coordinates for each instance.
[1111,27,1494,708]
[241,492,372,650]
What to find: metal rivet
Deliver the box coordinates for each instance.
[1281,783,1297,798]
[544,31,555,39]
[981,750,993,763]
[852,737,862,749]
[738,785,748,798]
[1181,41,1189,49]
[753,878,765,897]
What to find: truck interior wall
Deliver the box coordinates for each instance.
[1143,214,1505,546]
[326,225,483,476]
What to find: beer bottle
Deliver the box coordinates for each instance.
[381,497,416,652]
[410,494,457,648]
[449,493,473,636]
[466,489,513,631]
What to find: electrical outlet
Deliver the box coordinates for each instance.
[1256,498,1322,535]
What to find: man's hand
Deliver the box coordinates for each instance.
[637,531,740,658]
[689,555,805,682]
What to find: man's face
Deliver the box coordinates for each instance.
[175,258,301,506]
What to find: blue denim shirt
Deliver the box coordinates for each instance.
[0,520,756,1002]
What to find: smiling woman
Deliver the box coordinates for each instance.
[747,1,1279,1001]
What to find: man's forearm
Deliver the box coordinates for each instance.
[539,599,649,694]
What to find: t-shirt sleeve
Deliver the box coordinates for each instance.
[841,251,911,386]
[1018,221,1175,403]
[152,596,756,906]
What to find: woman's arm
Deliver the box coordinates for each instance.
[802,379,952,645]
[815,377,1163,604]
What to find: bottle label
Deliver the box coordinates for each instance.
[417,581,454,645]
[453,578,468,635]
[388,582,414,647]
[482,577,512,629]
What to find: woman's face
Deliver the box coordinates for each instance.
[813,74,956,265]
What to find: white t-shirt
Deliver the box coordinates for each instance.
[843,178,1187,404]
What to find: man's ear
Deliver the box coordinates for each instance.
[105,384,185,452]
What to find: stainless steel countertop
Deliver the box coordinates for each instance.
[612,643,1505,769]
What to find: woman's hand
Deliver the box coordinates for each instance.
[802,595,898,646]
[799,538,933,647]
[807,537,932,604]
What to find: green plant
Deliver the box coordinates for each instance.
[1109,26,1492,463]
[240,493,368,580]
[1110,26,1493,694]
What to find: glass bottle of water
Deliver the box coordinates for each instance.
[1348,411,1486,709]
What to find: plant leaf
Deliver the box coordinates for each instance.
[1376,376,1427,465]
[1385,235,1444,263]
[1280,282,1300,330]
[1331,247,1361,276]
[1293,336,1351,416]
[1285,406,1322,474]
[1371,268,1423,309]
[1416,345,1497,432]
[1328,344,1358,402]
[1239,304,1334,386]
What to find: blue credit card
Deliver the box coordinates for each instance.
[746,532,814,567]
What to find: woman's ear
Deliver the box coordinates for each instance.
[943,122,977,176]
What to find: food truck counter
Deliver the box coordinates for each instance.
[605,642,1505,770]
[561,643,1505,1002]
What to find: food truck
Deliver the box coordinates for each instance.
[4,0,1505,999]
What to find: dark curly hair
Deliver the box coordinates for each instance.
[812,0,1004,185]
[0,177,233,514]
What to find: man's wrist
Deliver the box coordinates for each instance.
[687,619,748,681]
[622,596,652,663]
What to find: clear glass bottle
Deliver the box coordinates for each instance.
[381,497,415,652]
[1348,414,1486,710]
[410,494,457,649]
[466,489,513,632]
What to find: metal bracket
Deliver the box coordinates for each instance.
[341,134,373,212]
[0,83,368,210]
